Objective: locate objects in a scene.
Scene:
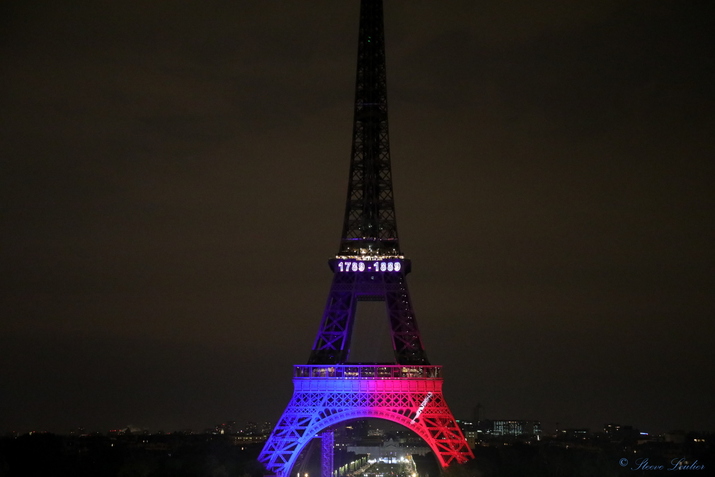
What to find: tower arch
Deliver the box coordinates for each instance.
[259,365,472,477]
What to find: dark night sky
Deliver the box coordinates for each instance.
[1,0,714,435]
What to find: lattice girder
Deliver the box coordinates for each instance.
[308,261,428,365]
[259,367,474,477]
[340,0,398,256]
[320,430,334,477]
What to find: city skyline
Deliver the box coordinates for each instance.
[2,0,714,436]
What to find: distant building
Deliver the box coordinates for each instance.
[216,421,236,435]
[664,430,686,445]
[560,428,589,440]
[230,434,268,445]
[348,438,430,457]
[604,423,640,443]
[456,420,477,447]
[477,420,542,438]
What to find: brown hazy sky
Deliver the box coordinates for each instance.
[1,0,714,435]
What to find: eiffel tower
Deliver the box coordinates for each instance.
[258,1,473,475]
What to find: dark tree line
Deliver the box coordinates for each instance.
[1,434,711,477]
[0,433,265,477]
[441,442,712,477]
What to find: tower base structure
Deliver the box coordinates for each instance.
[259,365,473,477]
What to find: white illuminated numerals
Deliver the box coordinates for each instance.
[337,261,403,272]
[366,261,402,272]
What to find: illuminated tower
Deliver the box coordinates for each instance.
[258,1,473,475]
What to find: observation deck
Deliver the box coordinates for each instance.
[294,364,442,379]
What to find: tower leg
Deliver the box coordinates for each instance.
[321,430,334,477]
[259,366,473,477]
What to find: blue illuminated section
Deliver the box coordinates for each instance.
[332,259,404,273]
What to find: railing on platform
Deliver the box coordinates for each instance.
[294,364,442,379]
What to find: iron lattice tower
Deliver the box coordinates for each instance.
[259,1,473,475]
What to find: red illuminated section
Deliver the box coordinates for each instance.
[259,364,473,477]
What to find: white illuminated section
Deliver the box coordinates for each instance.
[411,392,433,423]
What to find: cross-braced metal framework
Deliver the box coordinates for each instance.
[259,366,473,477]
[320,431,334,477]
[258,1,473,475]
[308,259,427,365]
[340,0,397,257]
